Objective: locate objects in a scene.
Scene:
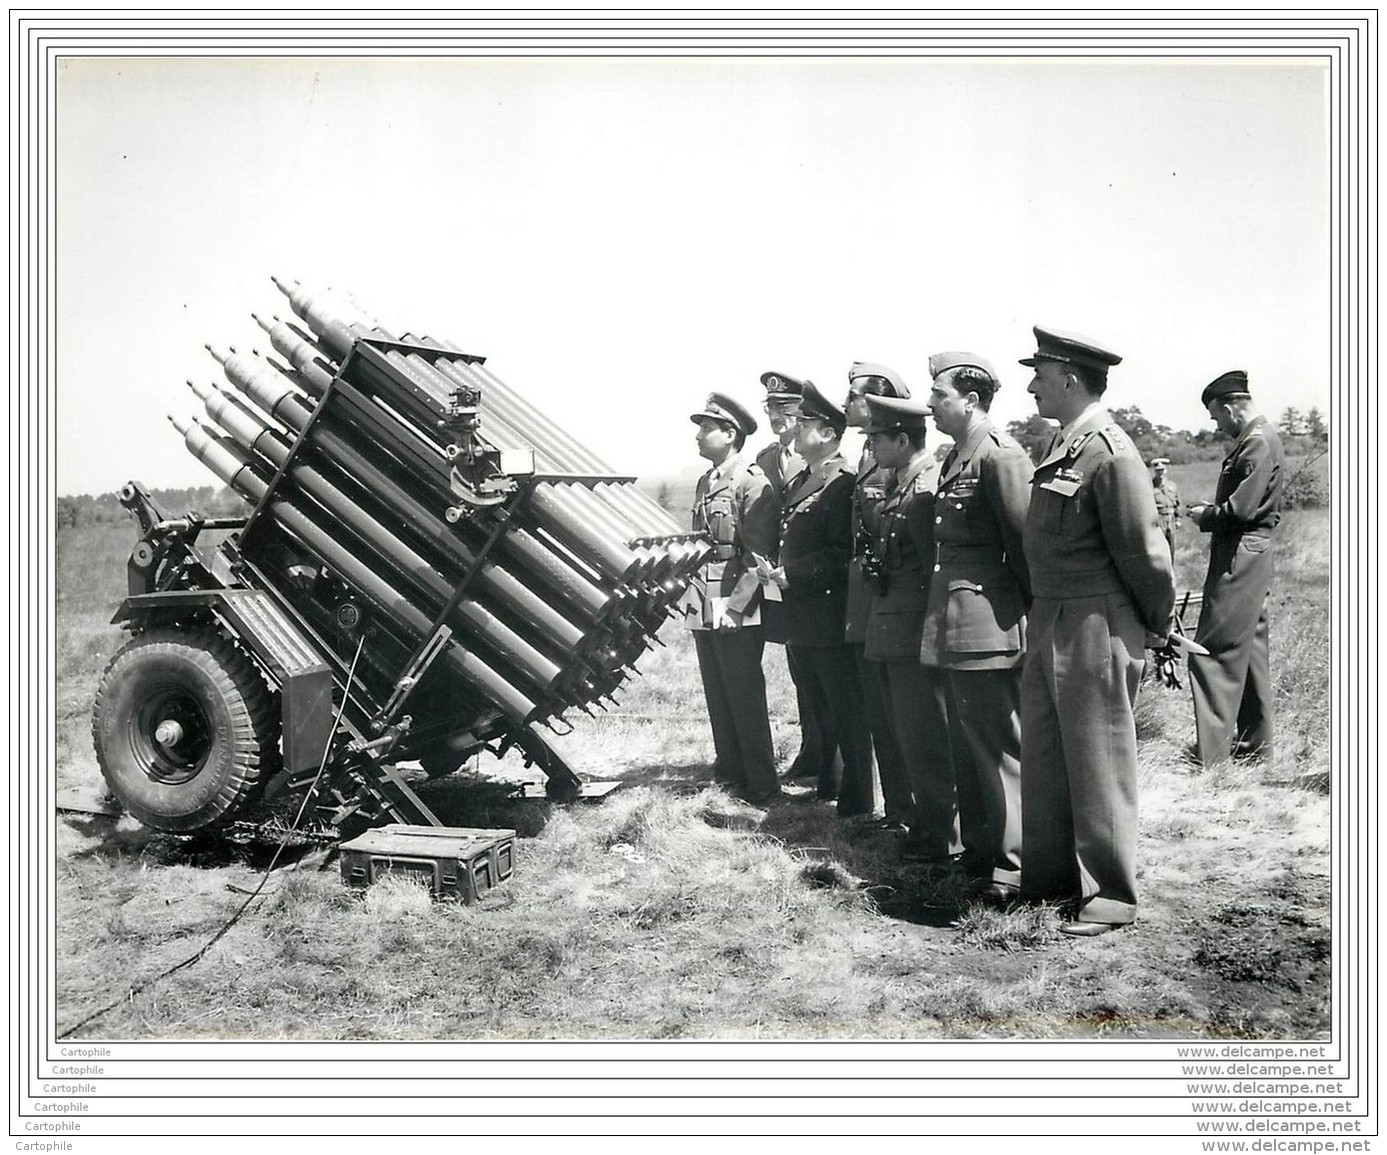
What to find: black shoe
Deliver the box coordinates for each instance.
[738,787,786,805]
[971,880,1021,906]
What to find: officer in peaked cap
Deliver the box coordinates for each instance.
[1186,370,1284,768]
[1149,455,1181,558]
[755,370,838,794]
[684,391,781,803]
[918,350,1033,901]
[839,364,915,833]
[762,380,876,816]
[1017,325,1175,935]
[859,392,960,867]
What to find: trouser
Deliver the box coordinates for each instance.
[850,643,911,821]
[785,646,842,793]
[788,643,874,815]
[692,628,778,799]
[930,666,1024,888]
[1191,534,1275,766]
[1019,594,1145,926]
[875,659,958,859]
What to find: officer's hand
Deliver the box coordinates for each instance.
[1152,639,1182,690]
[770,566,788,590]
[719,610,743,633]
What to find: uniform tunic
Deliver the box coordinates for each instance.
[1020,408,1175,925]
[685,451,780,800]
[1190,415,1284,765]
[919,419,1032,887]
[844,449,911,822]
[1152,477,1181,557]
[758,441,836,788]
[777,453,874,815]
[864,451,956,858]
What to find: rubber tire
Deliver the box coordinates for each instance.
[92,630,279,832]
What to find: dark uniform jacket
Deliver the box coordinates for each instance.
[1195,416,1284,539]
[864,451,936,662]
[1025,409,1175,635]
[919,419,1033,670]
[756,442,806,508]
[844,450,893,645]
[685,452,777,629]
[776,453,855,648]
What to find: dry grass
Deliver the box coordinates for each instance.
[53,507,1331,1041]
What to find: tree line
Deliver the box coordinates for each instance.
[1006,404,1329,465]
[1005,404,1328,465]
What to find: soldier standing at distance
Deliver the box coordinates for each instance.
[921,352,1032,900]
[1017,326,1175,935]
[761,382,875,817]
[756,371,839,795]
[862,393,958,867]
[685,393,781,804]
[1150,457,1181,558]
[1186,371,1285,768]
[842,364,914,830]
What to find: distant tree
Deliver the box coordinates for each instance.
[655,481,674,512]
[1005,414,1056,463]
[1279,406,1307,437]
[1305,407,1328,444]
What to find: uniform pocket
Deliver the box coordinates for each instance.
[944,578,1023,653]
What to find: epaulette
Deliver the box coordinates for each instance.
[988,428,1020,451]
[1094,424,1131,455]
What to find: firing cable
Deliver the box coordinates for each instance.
[58,634,367,1039]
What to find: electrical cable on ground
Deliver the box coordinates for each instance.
[58,635,367,1039]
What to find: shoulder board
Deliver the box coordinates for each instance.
[1094,424,1131,455]
[987,428,1019,451]
[911,474,932,494]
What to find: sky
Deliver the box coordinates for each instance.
[55,56,1329,495]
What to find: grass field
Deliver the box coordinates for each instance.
[53,458,1331,1040]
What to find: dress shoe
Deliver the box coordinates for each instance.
[972,880,1020,906]
[1059,919,1126,937]
[738,787,786,806]
[861,816,909,833]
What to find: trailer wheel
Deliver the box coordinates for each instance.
[418,752,462,779]
[91,630,279,832]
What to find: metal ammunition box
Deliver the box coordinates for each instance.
[339,824,516,902]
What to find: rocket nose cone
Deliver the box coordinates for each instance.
[205,343,229,365]
[168,414,192,435]
[270,274,298,295]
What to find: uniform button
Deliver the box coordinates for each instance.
[933,564,941,572]
[935,516,942,524]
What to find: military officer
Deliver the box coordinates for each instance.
[843,364,914,830]
[921,352,1032,899]
[757,370,839,794]
[1186,371,1285,767]
[685,392,781,803]
[861,393,958,866]
[761,381,875,816]
[1151,457,1181,557]
[1017,326,1175,935]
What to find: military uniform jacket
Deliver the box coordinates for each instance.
[864,451,935,662]
[1152,478,1181,528]
[756,441,806,505]
[776,453,855,648]
[685,452,778,630]
[843,449,893,645]
[1024,409,1175,636]
[1195,416,1284,539]
[919,420,1033,670]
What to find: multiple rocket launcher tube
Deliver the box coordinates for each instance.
[173,278,702,731]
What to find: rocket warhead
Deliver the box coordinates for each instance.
[204,343,230,366]
[186,379,214,402]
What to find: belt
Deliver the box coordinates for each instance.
[936,543,1007,565]
[705,543,737,561]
